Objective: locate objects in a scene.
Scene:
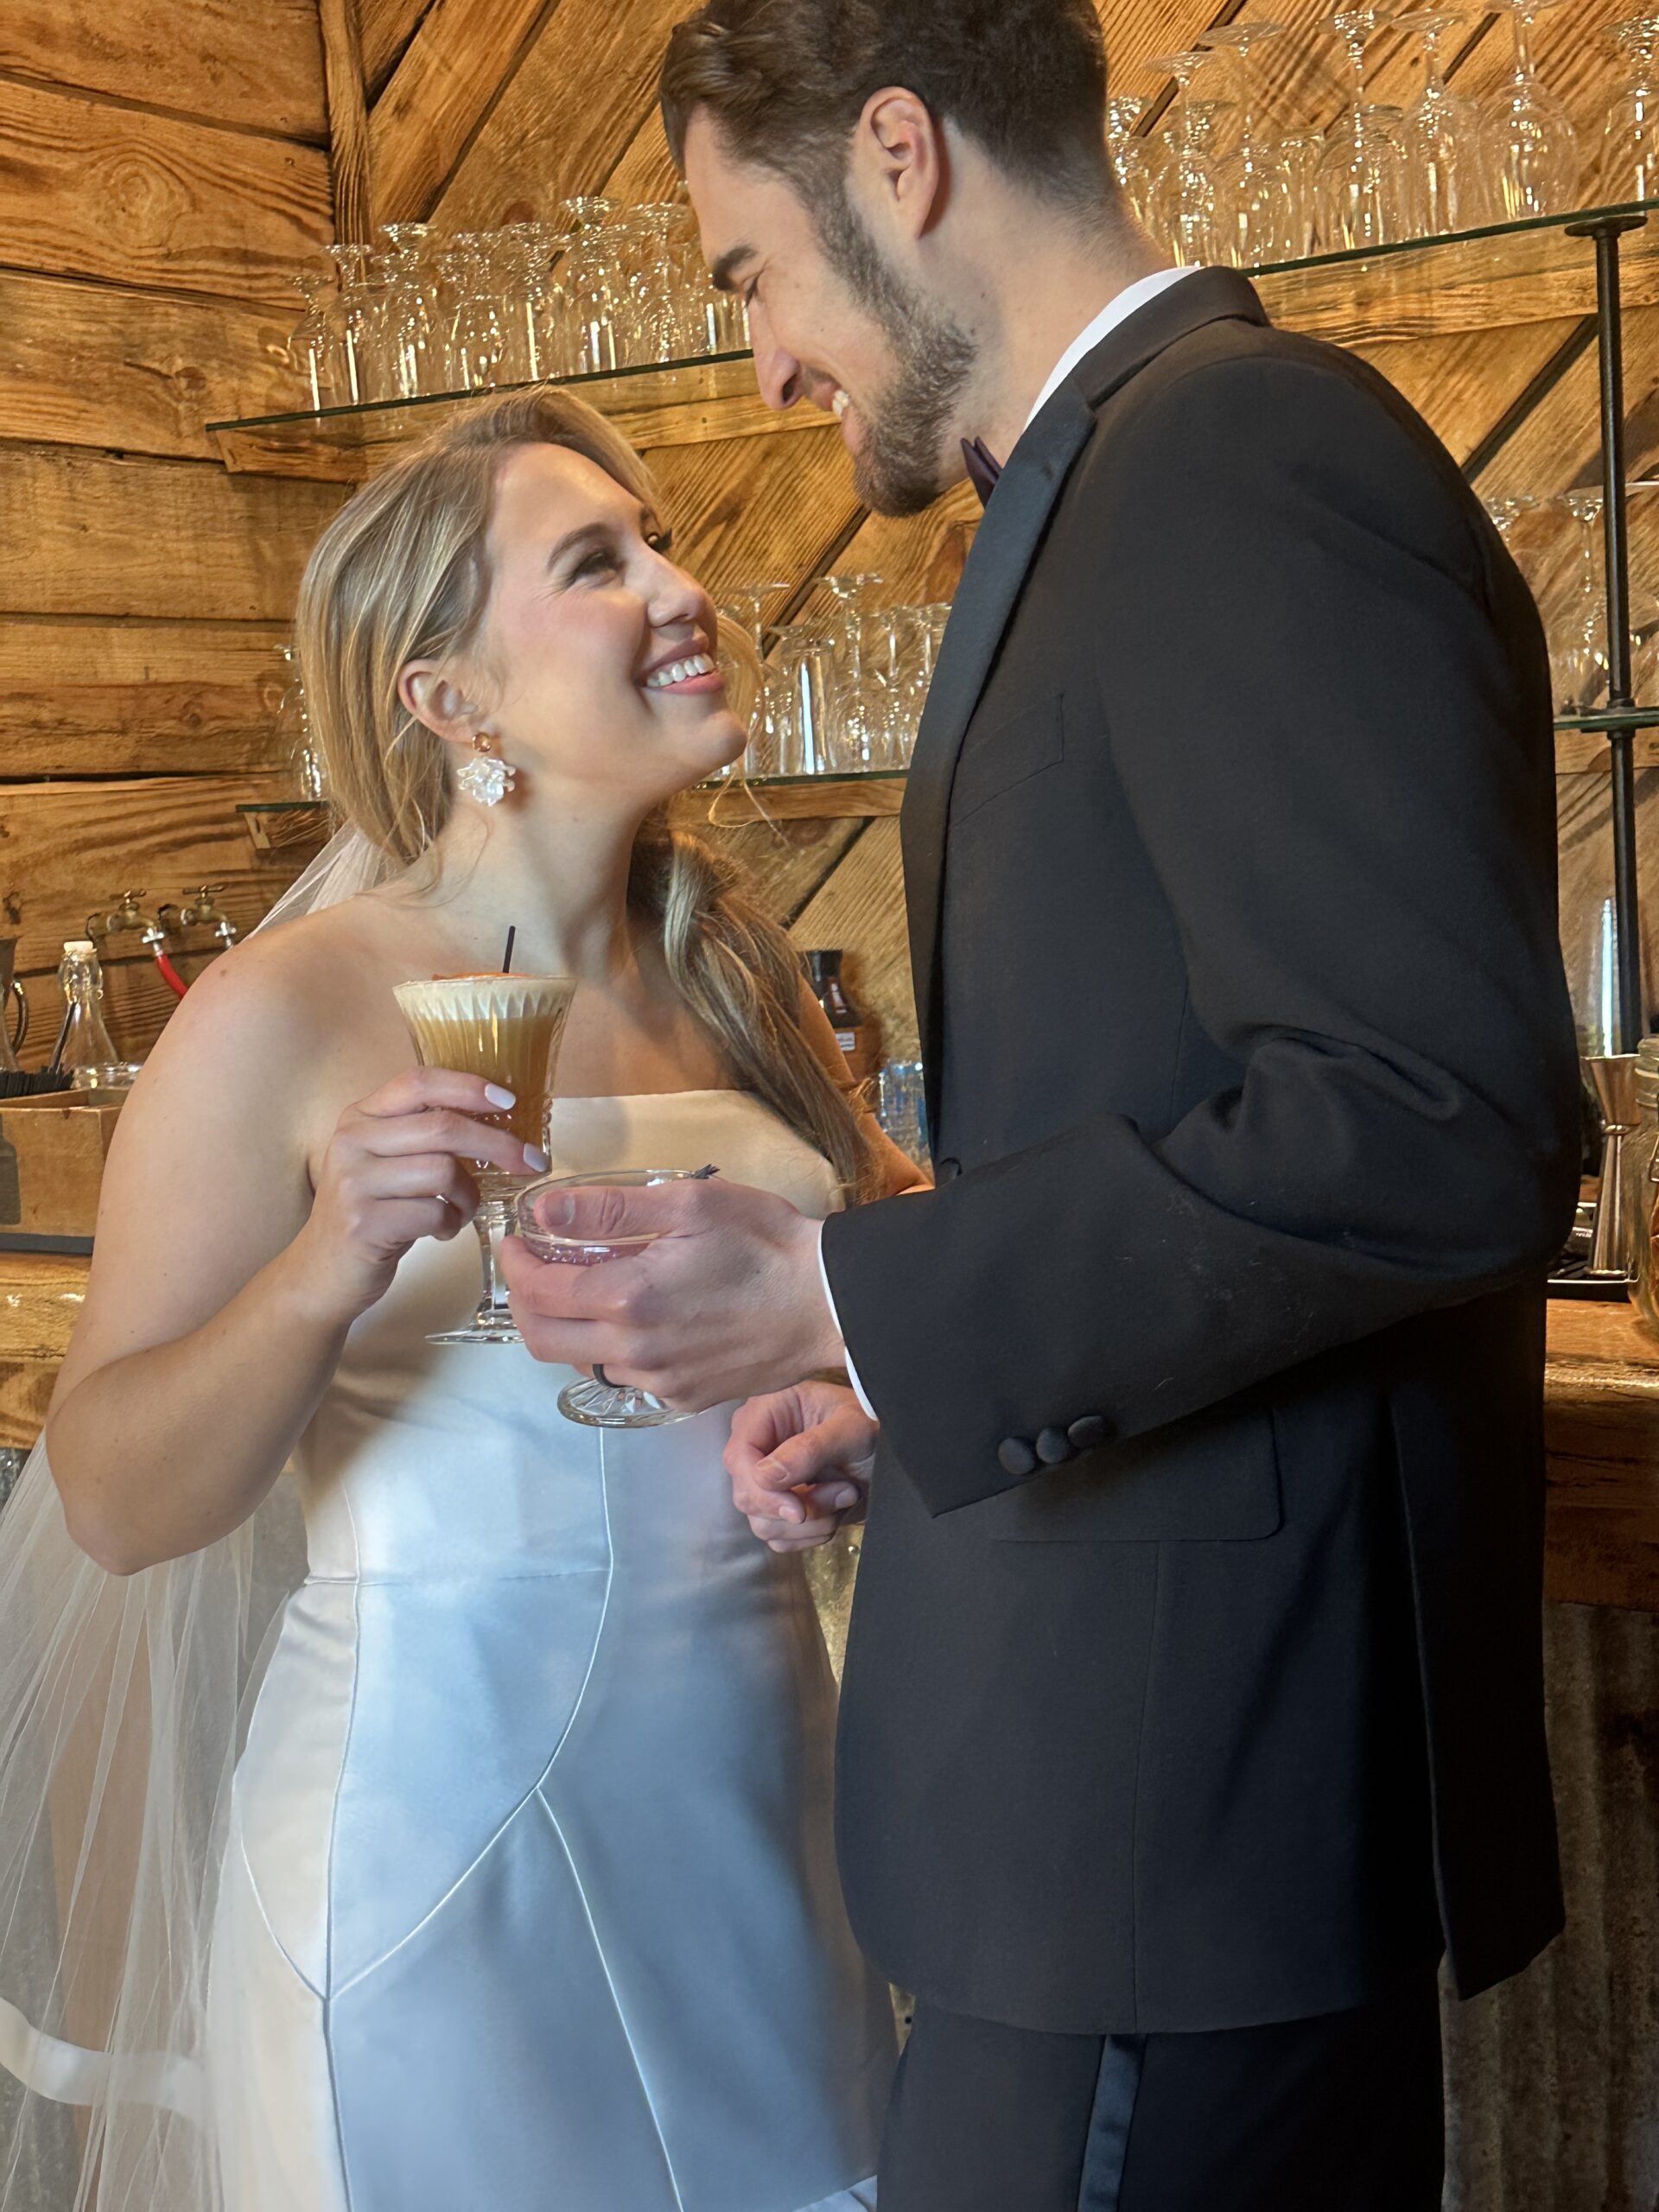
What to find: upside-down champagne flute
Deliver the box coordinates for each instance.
[1479,0,1580,220]
[1148,49,1224,264]
[1203,21,1296,266]
[395,973,577,1345]
[1316,6,1409,251]
[1599,12,1659,204]
[1396,10,1495,236]
[1107,95,1157,228]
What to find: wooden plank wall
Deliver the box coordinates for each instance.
[0,0,346,1065]
[5,0,1659,1074]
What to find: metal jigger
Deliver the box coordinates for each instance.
[1586,1053,1642,1278]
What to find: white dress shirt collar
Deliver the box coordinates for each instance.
[1022,264,1203,435]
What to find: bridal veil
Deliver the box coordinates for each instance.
[0,830,388,2210]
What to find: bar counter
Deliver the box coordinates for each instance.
[3,1246,1656,1612]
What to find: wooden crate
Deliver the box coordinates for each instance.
[0,1093,123,1238]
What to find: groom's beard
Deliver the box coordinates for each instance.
[815,194,977,518]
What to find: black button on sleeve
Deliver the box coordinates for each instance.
[936,1156,963,1183]
[997,1437,1039,1478]
[1067,1414,1109,1453]
[1035,1427,1076,1466]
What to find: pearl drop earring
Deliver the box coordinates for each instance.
[456,730,517,808]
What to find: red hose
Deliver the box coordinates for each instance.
[152,948,189,999]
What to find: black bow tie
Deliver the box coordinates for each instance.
[962,436,1003,507]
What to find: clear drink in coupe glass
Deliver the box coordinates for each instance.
[394,973,576,1345]
[517,1167,708,1426]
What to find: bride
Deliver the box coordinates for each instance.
[0,386,914,2210]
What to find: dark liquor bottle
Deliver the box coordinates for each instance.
[805,950,878,1084]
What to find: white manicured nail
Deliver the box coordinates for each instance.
[486,1084,517,1109]
[524,1144,550,1172]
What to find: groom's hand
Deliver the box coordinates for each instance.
[726,1382,877,1552]
[499,1176,845,1410]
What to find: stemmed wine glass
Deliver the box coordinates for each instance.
[1274,130,1325,258]
[1479,0,1580,220]
[718,582,791,775]
[395,974,577,1345]
[378,225,442,400]
[1202,21,1297,266]
[324,243,377,404]
[1148,50,1224,265]
[1598,12,1659,205]
[445,234,509,392]
[1107,95,1157,227]
[1395,10,1495,236]
[518,1167,711,1426]
[1316,7,1409,251]
[559,198,624,373]
[289,268,340,410]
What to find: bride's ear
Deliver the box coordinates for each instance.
[398,663,488,751]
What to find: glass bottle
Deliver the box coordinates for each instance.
[55,940,129,1091]
[1628,1037,1659,1332]
[806,950,878,1083]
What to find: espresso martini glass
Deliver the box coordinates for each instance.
[394,971,576,1345]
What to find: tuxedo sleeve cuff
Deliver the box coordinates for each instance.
[817,1220,878,1419]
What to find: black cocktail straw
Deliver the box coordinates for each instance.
[503,926,517,975]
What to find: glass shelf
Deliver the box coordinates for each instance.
[208,352,771,480]
[207,200,1659,479]
[1250,196,1659,347]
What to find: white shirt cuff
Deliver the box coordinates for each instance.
[817,1220,877,1420]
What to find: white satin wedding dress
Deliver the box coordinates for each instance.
[206,1088,893,2211]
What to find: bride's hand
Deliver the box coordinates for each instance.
[289,1069,549,1329]
[725,1382,879,1554]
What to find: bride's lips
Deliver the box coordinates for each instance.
[638,644,726,700]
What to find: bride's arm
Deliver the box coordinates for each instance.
[45,940,535,1576]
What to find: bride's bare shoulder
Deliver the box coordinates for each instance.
[139,895,394,1094]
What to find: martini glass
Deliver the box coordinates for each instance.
[1479,0,1580,220]
[1203,21,1296,266]
[518,1167,709,1426]
[395,973,577,1345]
[1396,10,1494,236]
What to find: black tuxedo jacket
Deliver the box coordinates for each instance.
[821,268,1582,2036]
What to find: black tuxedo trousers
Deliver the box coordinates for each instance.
[822,270,1582,2037]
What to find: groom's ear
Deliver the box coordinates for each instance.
[855,90,949,236]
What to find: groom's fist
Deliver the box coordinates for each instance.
[726,1382,878,1552]
[499,1174,846,1410]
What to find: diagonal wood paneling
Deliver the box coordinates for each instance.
[646,424,862,601]
[0,75,332,308]
[367,0,553,226]
[359,0,440,103]
[431,0,691,229]
[0,0,328,142]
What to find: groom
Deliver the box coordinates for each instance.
[502,1,1584,2202]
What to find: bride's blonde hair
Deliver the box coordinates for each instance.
[295,386,880,1201]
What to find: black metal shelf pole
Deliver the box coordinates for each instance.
[1568,212,1649,1051]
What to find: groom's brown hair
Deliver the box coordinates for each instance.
[660,0,1114,218]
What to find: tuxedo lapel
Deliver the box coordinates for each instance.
[902,268,1270,1128]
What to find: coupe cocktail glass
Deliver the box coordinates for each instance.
[517,1167,708,1426]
